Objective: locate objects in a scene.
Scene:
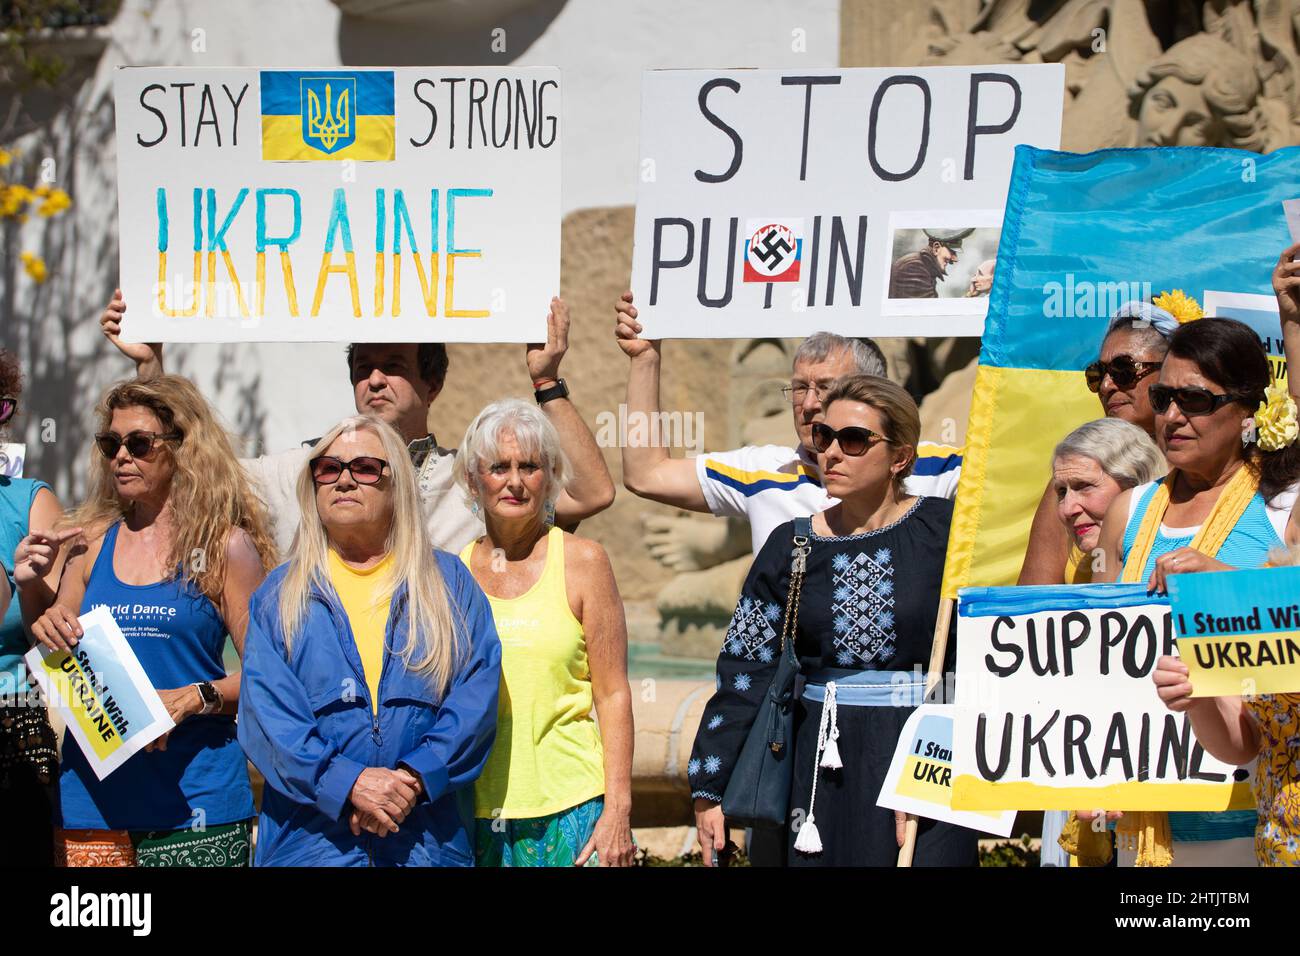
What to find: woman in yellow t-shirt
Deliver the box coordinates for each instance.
[456,398,635,867]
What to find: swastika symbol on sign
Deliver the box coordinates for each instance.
[753,229,793,267]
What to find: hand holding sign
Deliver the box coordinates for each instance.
[525,296,569,384]
[613,291,659,360]
[31,603,85,653]
[99,289,162,375]
[1152,655,1196,712]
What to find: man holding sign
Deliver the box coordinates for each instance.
[102,291,615,555]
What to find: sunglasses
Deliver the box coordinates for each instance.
[810,422,893,456]
[1084,355,1162,393]
[94,430,180,459]
[0,397,15,425]
[309,455,389,485]
[1148,384,1249,416]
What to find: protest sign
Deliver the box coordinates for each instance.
[1168,566,1300,697]
[26,605,174,780]
[0,442,24,478]
[1205,291,1288,386]
[877,703,1017,837]
[951,584,1253,811]
[114,67,559,343]
[630,64,1064,339]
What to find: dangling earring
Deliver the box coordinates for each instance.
[471,499,481,518]
[544,499,555,527]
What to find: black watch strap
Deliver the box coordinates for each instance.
[534,378,569,405]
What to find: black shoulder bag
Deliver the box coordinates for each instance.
[720,516,811,829]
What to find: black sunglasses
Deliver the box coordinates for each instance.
[1084,355,1162,393]
[310,455,389,485]
[1148,384,1249,416]
[810,422,893,456]
[94,430,181,459]
[0,397,15,425]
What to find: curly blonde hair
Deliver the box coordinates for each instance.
[65,375,278,601]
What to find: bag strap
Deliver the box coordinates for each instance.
[779,518,812,653]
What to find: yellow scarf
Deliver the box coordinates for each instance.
[1107,463,1260,866]
[1120,464,1259,583]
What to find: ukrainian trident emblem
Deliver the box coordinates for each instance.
[300,77,356,153]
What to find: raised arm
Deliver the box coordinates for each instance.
[568,537,635,867]
[527,297,616,525]
[99,289,164,381]
[1091,488,1134,584]
[615,292,710,511]
[1017,477,1071,585]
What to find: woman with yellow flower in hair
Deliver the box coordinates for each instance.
[1090,316,1300,866]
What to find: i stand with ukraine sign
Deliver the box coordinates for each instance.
[942,145,1300,598]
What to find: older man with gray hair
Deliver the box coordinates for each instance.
[614,292,962,558]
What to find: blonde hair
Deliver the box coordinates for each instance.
[456,398,571,510]
[66,375,277,602]
[278,416,463,695]
[821,374,921,489]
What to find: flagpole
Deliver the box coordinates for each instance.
[897,595,954,867]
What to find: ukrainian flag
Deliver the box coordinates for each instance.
[261,70,395,161]
[943,145,1300,598]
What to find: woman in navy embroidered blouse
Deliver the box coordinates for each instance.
[689,375,978,867]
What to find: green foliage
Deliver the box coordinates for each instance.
[979,833,1040,867]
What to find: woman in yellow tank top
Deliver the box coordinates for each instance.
[456,399,635,867]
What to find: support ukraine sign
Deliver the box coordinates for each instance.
[942,145,1300,598]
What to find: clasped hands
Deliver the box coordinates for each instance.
[348,766,424,837]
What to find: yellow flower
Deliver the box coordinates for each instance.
[37,188,71,217]
[1256,383,1299,451]
[20,251,48,284]
[0,148,11,167]
[1153,289,1204,324]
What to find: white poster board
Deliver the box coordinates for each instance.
[630,65,1064,338]
[114,67,560,343]
[877,703,1017,837]
[951,585,1253,812]
[26,606,174,780]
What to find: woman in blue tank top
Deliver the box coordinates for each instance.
[1094,318,1300,866]
[0,349,73,867]
[28,376,278,867]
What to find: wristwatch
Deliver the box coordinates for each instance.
[534,378,569,405]
[194,681,221,715]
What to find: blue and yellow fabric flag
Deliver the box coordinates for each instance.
[261,70,395,161]
[942,145,1300,598]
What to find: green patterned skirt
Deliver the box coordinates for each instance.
[475,796,604,867]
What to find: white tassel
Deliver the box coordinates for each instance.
[818,683,842,769]
[794,815,823,854]
[819,733,842,769]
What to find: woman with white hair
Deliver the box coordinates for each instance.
[238,416,502,866]
[1051,418,1166,584]
[1040,417,1163,867]
[457,399,635,867]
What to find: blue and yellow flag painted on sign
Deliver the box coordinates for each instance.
[943,145,1300,598]
[261,70,395,161]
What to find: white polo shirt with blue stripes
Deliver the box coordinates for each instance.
[694,441,963,555]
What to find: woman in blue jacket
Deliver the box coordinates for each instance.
[238,416,501,866]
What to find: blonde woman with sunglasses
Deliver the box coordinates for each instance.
[28,376,278,867]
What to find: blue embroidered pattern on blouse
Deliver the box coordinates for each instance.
[722,596,783,662]
[830,546,897,666]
